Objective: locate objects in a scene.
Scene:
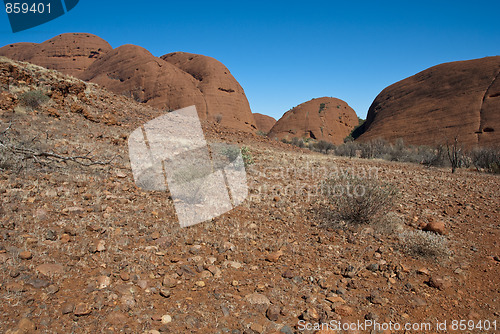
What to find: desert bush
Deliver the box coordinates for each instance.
[18,90,49,110]
[398,230,449,259]
[313,140,335,154]
[240,146,254,166]
[291,137,305,148]
[256,130,267,136]
[322,175,398,225]
[470,147,500,173]
[373,212,405,234]
[214,114,223,124]
[446,136,465,173]
[334,141,358,158]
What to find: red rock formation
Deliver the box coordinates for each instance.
[268,97,358,144]
[79,45,207,116]
[354,56,500,147]
[0,33,112,77]
[0,34,256,132]
[253,113,276,133]
[161,52,256,131]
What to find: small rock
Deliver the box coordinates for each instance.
[423,221,446,235]
[265,250,283,262]
[366,263,379,272]
[266,305,280,321]
[106,311,128,325]
[120,272,130,281]
[159,288,171,298]
[326,295,345,304]
[162,275,177,288]
[161,314,172,324]
[61,302,74,314]
[36,263,64,275]
[280,325,293,334]
[74,303,91,316]
[97,276,111,289]
[17,318,36,333]
[120,295,136,311]
[250,323,264,334]
[28,278,50,289]
[417,267,430,276]
[369,291,388,305]
[302,307,319,320]
[245,293,270,305]
[6,282,26,293]
[19,251,32,260]
[195,281,206,287]
[60,234,71,243]
[282,270,294,279]
[46,230,57,241]
[137,280,148,290]
[335,305,353,316]
[46,284,59,294]
[189,245,202,254]
[428,276,446,290]
[95,239,106,252]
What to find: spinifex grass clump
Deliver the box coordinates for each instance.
[18,90,49,110]
[322,175,398,225]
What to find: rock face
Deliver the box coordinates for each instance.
[354,56,500,147]
[0,33,112,77]
[253,113,276,133]
[79,45,207,115]
[268,97,358,144]
[0,33,256,132]
[161,52,256,131]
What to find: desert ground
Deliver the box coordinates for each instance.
[0,58,499,334]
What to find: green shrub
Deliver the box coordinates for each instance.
[240,146,254,166]
[19,90,49,110]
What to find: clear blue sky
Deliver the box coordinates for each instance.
[1,0,499,120]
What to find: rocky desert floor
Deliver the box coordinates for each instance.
[0,58,499,334]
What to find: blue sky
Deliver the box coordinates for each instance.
[1,0,499,120]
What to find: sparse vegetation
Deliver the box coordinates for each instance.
[18,90,49,110]
[318,103,326,113]
[470,146,500,173]
[240,146,254,166]
[398,230,449,259]
[322,175,398,225]
[214,113,223,124]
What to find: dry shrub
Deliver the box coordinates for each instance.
[322,175,398,225]
[18,90,49,110]
[398,230,449,259]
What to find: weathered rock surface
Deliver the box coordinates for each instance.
[253,113,276,133]
[161,52,256,131]
[0,33,112,77]
[268,97,358,144]
[354,56,500,147]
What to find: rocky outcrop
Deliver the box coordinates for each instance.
[0,33,256,132]
[0,33,112,77]
[253,113,276,133]
[79,45,207,116]
[161,52,256,131]
[354,56,500,147]
[268,97,358,144]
